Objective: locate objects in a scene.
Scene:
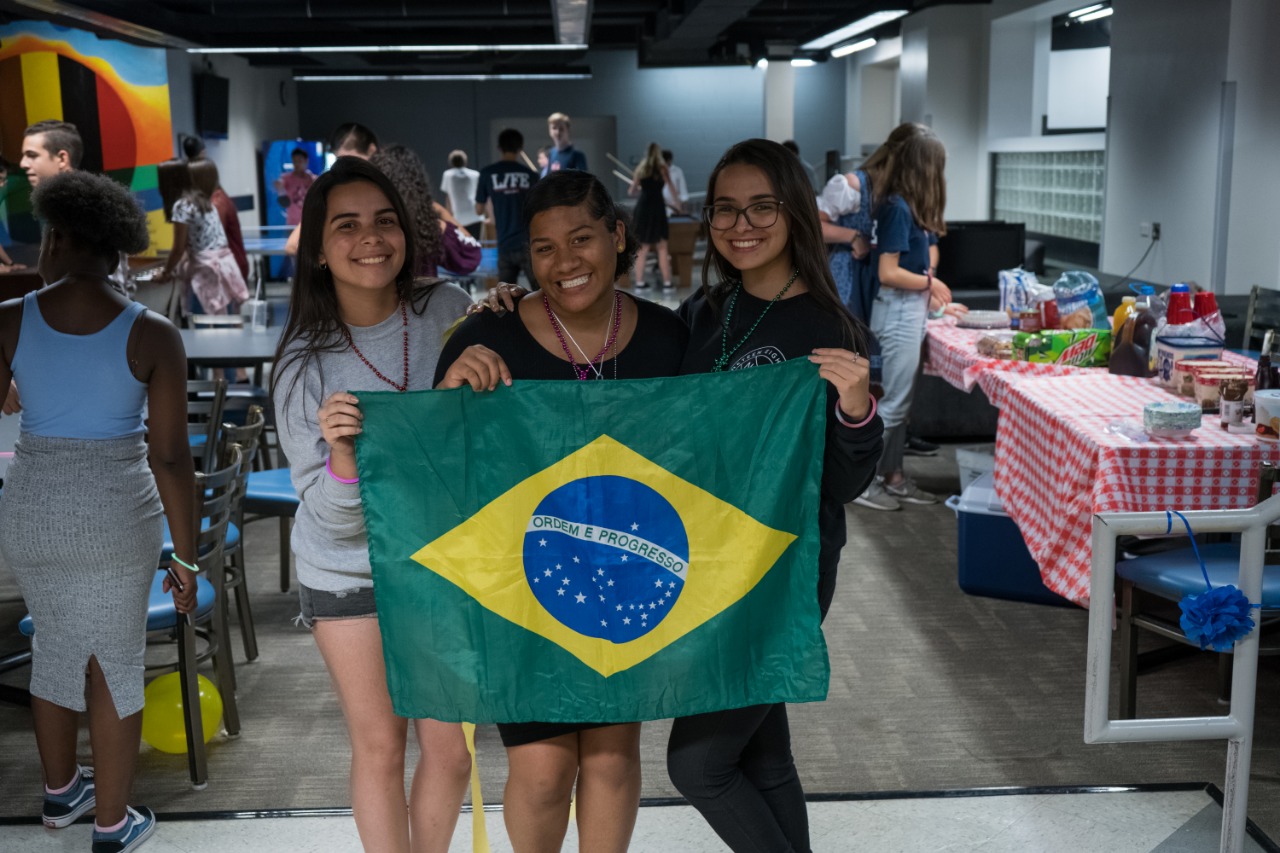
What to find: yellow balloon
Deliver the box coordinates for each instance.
[141,673,224,754]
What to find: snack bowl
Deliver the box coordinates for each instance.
[1143,401,1202,436]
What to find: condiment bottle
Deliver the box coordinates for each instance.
[1221,376,1250,430]
[1112,296,1136,334]
[1257,329,1277,391]
[1167,283,1195,325]
[1109,314,1150,377]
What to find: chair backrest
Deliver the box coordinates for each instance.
[1243,284,1280,352]
[188,378,227,474]
[194,444,242,577]
[218,406,265,527]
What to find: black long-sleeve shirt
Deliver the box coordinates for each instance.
[679,287,885,617]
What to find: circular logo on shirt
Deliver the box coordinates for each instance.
[523,476,687,642]
[730,345,787,371]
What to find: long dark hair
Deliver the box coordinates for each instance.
[157,158,211,219]
[700,138,864,351]
[522,170,638,285]
[370,143,442,273]
[272,157,434,406]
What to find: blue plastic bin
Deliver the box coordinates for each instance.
[945,472,1072,607]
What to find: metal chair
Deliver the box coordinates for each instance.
[217,408,267,662]
[1241,284,1280,353]
[187,378,226,475]
[147,445,243,788]
[1115,463,1280,718]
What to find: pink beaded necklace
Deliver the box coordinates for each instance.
[543,292,623,381]
[342,299,409,392]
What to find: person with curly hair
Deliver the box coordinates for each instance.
[0,170,198,852]
[370,144,481,279]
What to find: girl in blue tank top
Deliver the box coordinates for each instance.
[0,171,197,850]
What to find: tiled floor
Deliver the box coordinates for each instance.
[2,787,1271,853]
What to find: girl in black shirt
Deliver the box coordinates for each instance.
[436,171,686,853]
[668,139,884,853]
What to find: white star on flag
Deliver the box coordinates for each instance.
[654,579,664,588]
[539,538,547,547]
[575,592,586,603]
[631,522,639,531]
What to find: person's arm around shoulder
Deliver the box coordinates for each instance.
[132,312,199,612]
[434,315,513,392]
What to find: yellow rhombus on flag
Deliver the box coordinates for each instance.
[412,435,796,678]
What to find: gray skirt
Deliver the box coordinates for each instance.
[0,433,163,716]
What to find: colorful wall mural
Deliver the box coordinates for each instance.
[0,20,173,254]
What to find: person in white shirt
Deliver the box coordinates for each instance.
[661,149,689,217]
[441,150,484,240]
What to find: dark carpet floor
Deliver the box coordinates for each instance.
[1,448,1276,841]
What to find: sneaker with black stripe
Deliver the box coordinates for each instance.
[42,765,95,828]
[92,805,156,853]
[904,435,940,456]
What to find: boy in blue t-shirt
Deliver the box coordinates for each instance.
[476,128,540,288]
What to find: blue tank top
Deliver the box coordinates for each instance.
[11,292,148,439]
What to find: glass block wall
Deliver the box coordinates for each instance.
[992,151,1104,244]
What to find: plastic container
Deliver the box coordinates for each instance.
[945,473,1071,607]
[954,444,995,492]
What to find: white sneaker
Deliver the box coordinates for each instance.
[885,478,939,505]
[853,481,901,511]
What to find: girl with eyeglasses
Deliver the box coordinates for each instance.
[667,138,884,853]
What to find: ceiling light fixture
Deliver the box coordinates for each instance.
[189,44,588,55]
[1076,7,1114,22]
[755,58,769,70]
[790,58,816,68]
[293,73,593,82]
[1068,4,1105,17]
[831,38,877,59]
[801,10,908,51]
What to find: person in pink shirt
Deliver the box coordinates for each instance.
[275,148,315,227]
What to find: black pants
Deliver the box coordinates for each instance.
[667,703,809,853]
[497,245,537,290]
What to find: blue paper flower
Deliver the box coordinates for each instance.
[1179,584,1257,652]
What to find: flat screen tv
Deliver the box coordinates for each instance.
[195,73,229,138]
[935,220,1026,290]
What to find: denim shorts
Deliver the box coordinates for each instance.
[296,583,377,629]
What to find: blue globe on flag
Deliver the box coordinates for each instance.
[523,476,688,643]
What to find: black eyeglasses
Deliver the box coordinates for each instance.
[703,201,785,230]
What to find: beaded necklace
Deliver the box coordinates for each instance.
[713,268,799,372]
[342,299,409,392]
[543,292,623,381]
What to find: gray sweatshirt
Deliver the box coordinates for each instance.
[273,283,473,592]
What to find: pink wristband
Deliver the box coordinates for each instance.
[834,395,877,429]
[325,456,359,484]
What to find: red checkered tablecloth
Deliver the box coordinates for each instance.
[992,372,1280,607]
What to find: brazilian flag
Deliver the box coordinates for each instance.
[357,358,830,723]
